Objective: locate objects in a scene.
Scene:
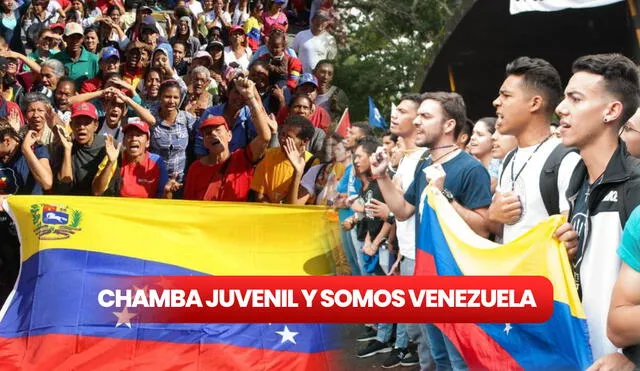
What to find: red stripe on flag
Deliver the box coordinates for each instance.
[437,323,524,371]
[0,335,342,371]
[415,248,437,276]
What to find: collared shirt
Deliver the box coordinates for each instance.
[52,47,99,86]
[194,104,257,156]
[150,110,196,182]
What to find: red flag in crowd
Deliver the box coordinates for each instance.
[335,108,350,137]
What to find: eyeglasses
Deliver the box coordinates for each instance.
[620,124,640,135]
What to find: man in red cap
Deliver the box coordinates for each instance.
[52,101,116,195]
[183,77,271,201]
[93,119,181,198]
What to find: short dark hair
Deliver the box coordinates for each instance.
[56,76,76,91]
[383,131,398,143]
[421,91,467,138]
[288,94,313,109]
[351,121,374,137]
[0,126,19,142]
[355,136,381,155]
[572,53,640,125]
[283,115,315,142]
[399,93,422,107]
[476,117,497,134]
[505,57,562,116]
[314,59,335,72]
[171,40,188,51]
[457,118,474,147]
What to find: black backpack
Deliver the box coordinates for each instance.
[501,143,578,216]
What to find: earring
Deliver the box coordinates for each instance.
[603,118,608,123]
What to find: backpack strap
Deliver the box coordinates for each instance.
[498,148,516,187]
[539,144,579,216]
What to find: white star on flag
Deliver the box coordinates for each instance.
[503,323,512,335]
[275,325,299,344]
[113,307,137,328]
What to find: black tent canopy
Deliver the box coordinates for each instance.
[420,0,639,120]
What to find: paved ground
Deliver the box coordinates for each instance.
[339,324,421,371]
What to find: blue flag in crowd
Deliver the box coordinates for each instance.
[368,97,387,129]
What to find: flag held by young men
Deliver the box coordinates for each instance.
[416,186,593,370]
[0,196,339,370]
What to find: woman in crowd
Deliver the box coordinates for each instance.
[224,26,252,71]
[0,0,32,54]
[83,26,101,54]
[183,66,213,117]
[150,79,197,184]
[207,40,226,92]
[469,117,498,191]
[141,67,163,112]
[262,0,287,35]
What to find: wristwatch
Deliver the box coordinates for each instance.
[387,211,395,224]
[442,189,455,203]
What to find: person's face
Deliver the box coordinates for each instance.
[492,74,533,136]
[142,29,159,44]
[160,86,181,112]
[1,0,12,11]
[101,56,120,74]
[210,46,223,61]
[55,82,75,111]
[390,99,418,137]
[66,33,84,53]
[152,51,168,69]
[72,0,82,10]
[6,58,17,75]
[314,63,333,89]
[413,99,447,148]
[469,120,493,158]
[192,72,208,95]
[345,126,364,149]
[40,66,60,90]
[382,135,395,155]
[249,65,269,92]
[105,97,126,126]
[202,124,231,154]
[39,32,53,52]
[332,139,347,163]
[556,71,614,149]
[290,97,312,118]
[173,44,185,63]
[491,130,518,160]
[203,0,213,10]
[279,125,306,153]
[178,20,189,35]
[124,127,149,157]
[213,0,223,11]
[297,83,317,102]
[84,31,99,52]
[0,135,16,158]
[140,49,150,67]
[145,70,161,98]
[268,38,285,57]
[71,116,98,145]
[353,145,371,176]
[621,109,640,158]
[127,49,141,69]
[231,30,245,45]
[26,101,48,132]
[251,3,263,16]
[108,9,121,23]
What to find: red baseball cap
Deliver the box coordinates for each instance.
[230,25,245,34]
[49,23,65,31]
[123,119,150,136]
[200,116,229,132]
[71,102,98,120]
[271,24,286,33]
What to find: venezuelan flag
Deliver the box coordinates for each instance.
[0,196,340,370]
[415,186,593,370]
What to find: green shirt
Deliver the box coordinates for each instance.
[23,49,59,72]
[52,47,99,86]
[618,205,640,272]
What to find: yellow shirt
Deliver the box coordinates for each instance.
[250,147,315,203]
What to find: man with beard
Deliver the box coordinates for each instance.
[52,102,117,195]
[184,78,271,201]
[97,87,156,145]
[370,92,492,370]
[52,23,99,86]
[93,120,180,198]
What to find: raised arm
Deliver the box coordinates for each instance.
[235,78,271,163]
[21,130,53,191]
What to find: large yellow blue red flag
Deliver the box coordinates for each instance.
[0,196,339,370]
[416,186,593,370]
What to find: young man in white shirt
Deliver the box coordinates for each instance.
[290,11,337,74]
[489,57,581,243]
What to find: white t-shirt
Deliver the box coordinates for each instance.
[394,148,427,260]
[187,0,204,17]
[204,10,232,29]
[223,46,252,71]
[232,4,249,26]
[98,123,123,146]
[498,137,581,243]
[290,29,337,74]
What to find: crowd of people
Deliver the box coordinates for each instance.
[0,0,639,370]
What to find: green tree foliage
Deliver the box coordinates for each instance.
[333,0,462,122]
